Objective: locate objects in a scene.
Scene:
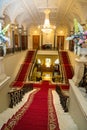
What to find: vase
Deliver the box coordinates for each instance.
[80,48,87,60]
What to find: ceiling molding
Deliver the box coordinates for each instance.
[0,0,87,31]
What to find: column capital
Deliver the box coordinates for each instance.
[10,23,16,31]
[18,27,23,34]
[23,29,28,35]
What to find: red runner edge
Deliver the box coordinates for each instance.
[1,87,60,130]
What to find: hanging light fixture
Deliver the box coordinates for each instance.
[39,0,56,33]
[41,9,52,33]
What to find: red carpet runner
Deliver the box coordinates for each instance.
[1,85,60,130]
[59,51,74,90]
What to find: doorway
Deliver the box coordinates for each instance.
[57,36,64,50]
[33,35,40,49]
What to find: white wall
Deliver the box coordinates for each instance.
[28,35,32,49]
[28,26,69,50]
[43,32,54,47]
[28,28,57,49]
[3,51,27,80]
[69,80,87,130]
[0,51,27,112]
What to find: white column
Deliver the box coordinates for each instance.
[54,30,56,49]
[10,23,15,53]
[23,29,28,49]
[55,33,57,49]
[18,25,23,51]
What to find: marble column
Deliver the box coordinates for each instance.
[18,26,22,51]
[41,32,43,48]
[23,29,27,49]
[10,24,15,53]
[54,31,56,49]
[72,58,87,86]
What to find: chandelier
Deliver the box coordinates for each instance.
[40,9,51,33]
[40,9,56,33]
[38,0,56,33]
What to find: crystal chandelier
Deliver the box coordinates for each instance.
[41,9,56,33]
[41,9,52,33]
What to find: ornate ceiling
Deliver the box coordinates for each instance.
[0,0,87,32]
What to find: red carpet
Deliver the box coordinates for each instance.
[60,51,70,64]
[11,50,35,88]
[60,51,74,83]
[33,80,56,89]
[1,85,60,130]
[60,84,70,90]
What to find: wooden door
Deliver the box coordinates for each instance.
[33,35,40,49]
[14,34,18,47]
[69,40,74,51]
[21,35,28,50]
[57,36,64,50]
